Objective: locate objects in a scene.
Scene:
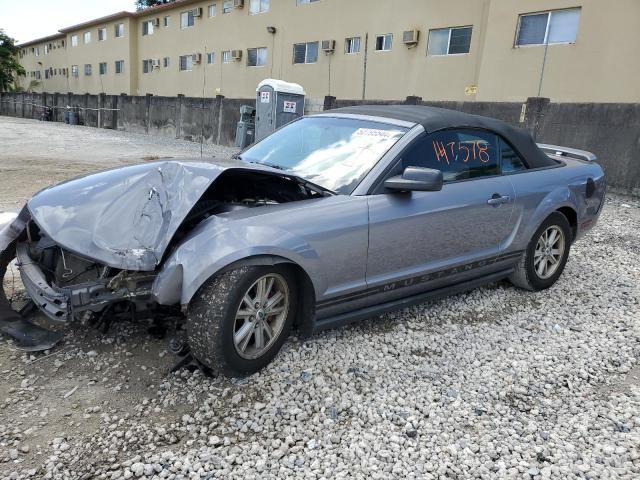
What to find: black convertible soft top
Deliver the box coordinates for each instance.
[328,105,557,169]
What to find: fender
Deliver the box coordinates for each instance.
[152,215,325,306]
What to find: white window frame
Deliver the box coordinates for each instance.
[44,45,49,54]
[84,64,92,76]
[375,34,393,52]
[83,31,91,44]
[206,52,215,64]
[179,55,194,71]
[427,26,473,56]
[208,4,217,17]
[163,57,171,68]
[115,60,125,74]
[249,0,269,15]
[296,0,319,5]
[71,35,78,47]
[247,47,267,67]
[222,51,232,64]
[115,23,125,38]
[293,41,319,64]
[164,16,170,27]
[71,65,79,77]
[515,8,581,47]
[222,0,233,14]
[143,21,154,36]
[99,62,107,75]
[98,27,107,41]
[181,11,195,28]
[345,36,361,54]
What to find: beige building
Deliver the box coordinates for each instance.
[16,0,640,103]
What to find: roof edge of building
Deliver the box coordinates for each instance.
[58,11,134,34]
[18,32,66,48]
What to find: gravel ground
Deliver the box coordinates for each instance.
[1,117,639,479]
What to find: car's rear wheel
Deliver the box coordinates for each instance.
[187,265,296,376]
[509,212,572,291]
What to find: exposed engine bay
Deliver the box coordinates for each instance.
[1,168,323,338]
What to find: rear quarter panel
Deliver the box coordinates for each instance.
[503,159,605,253]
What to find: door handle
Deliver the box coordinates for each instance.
[487,194,511,206]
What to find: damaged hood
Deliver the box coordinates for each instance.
[27,159,289,271]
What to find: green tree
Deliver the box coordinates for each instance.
[0,29,25,92]
[135,0,176,11]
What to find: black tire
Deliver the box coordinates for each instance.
[187,265,297,377]
[509,212,572,291]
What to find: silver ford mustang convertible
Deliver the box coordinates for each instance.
[0,106,605,375]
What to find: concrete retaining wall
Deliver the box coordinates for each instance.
[0,92,253,149]
[325,96,640,193]
[1,91,638,192]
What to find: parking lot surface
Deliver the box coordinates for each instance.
[1,117,639,479]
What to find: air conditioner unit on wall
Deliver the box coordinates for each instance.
[321,40,336,53]
[152,59,161,68]
[232,50,243,60]
[192,7,203,17]
[403,29,420,46]
[192,53,202,63]
[234,0,245,8]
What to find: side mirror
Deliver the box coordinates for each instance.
[384,167,443,192]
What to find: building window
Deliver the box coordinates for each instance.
[164,16,170,27]
[71,35,78,47]
[206,52,215,64]
[516,8,581,46]
[179,55,194,71]
[297,0,319,5]
[45,70,49,79]
[249,0,269,14]
[181,11,195,28]
[208,4,217,17]
[293,41,319,64]
[223,0,233,14]
[247,47,267,67]
[375,34,393,51]
[345,36,360,54]
[163,57,171,68]
[99,62,107,75]
[84,31,91,44]
[34,47,40,56]
[98,27,107,41]
[115,60,124,74]
[115,23,125,37]
[143,59,154,73]
[71,65,79,77]
[222,50,232,63]
[143,21,154,36]
[84,64,92,76]
[427,26,473,56]
[44,45,49,54]
[35,71,41,80]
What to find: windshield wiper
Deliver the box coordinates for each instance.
[231,152,243,160]
[249,161,288,171]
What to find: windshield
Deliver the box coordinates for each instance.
[240,117,408,194]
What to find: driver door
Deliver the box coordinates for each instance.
[365,129,516,303]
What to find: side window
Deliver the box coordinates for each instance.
[402,129,499,182]
[499,137,527,173]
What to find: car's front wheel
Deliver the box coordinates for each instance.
[509,212,572,291]
[187,265,297,376]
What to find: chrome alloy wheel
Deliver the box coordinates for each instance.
[233,273,290,360]
[533,226,566,280]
